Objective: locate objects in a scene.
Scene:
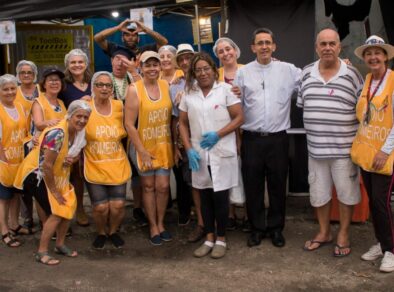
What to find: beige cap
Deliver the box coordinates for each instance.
[176,44,195,58]
[140,51,160,63]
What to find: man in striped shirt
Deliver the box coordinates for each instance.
[297,28,364,257]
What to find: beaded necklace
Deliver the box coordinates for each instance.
[111,74,128,100]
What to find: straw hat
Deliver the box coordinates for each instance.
[354,35,394,60]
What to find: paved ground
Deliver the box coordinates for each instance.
[1,196,393,291]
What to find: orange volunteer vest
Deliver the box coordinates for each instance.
[135,79,174,172]
[351,71,394,175]
[84,98,131,184]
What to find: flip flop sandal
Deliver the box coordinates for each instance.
[54,245,78,257]
[35,251,60,266]
[2,232,21,248]
[303,239,333,251]
[333,244,351,257]
[10,225,35,236]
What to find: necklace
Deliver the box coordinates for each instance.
[364,67,387,125]
[111,74,128,101]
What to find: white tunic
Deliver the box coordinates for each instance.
[179,82,240,191]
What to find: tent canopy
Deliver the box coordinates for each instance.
[0,0,220,21]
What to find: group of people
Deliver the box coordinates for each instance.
[0,18,393,273]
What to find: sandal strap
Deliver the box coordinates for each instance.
[55,245,76,257]
[35,251,59,265]
[2,232,20,247]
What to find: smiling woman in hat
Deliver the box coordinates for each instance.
[351,35,394,273]
[125,51,174,246]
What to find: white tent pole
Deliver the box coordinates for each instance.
[194,3,201,52]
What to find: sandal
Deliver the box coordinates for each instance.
[303,239,333,251]
[54,245,78,257]
[10,225,35,236]
[35,251,60,265]
[2,232,21,248]
[333,244,351,257]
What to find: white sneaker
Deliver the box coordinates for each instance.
[361,243,383,261]
[380,252,394,273]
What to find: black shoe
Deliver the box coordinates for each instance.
[133,208,148,227]
[270,231,285,248]
[92,234,107,249]
[226,217,237,231]
[247,231,265,247]
[241,219,252,233]
[178,214,191,226]
[109,233,125,249]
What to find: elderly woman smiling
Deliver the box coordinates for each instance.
[14,100,91,265]
[83,72,131,249]
[0,74,29,248]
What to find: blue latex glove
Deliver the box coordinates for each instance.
[200,131,220,150]
[187,148,201,172]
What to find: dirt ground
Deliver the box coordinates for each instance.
[1,196,393,292]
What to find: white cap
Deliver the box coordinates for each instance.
[176,44,195,58]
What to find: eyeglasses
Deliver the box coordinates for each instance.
[195,67,212,75]
[95,83,113,89]
[255,40,273,46]
[19,71,34,76]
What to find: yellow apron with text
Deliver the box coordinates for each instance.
[13,119,76,219]
[351,71,394,175]
[135,79,174,172]
[84,99,131,184]
[0,103,28,187]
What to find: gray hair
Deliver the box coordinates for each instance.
[66,100,92,119]
[16,60,38,83]
[213,37,241,59]
[90,71,113,98]
[64,49,89,68]
[0,74,18,89]
[158,45,177,57]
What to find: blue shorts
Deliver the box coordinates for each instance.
[0,183,16,200]
[128,144,171,177]
[85,181,127,206]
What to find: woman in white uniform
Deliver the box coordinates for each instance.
[178,52,243,259]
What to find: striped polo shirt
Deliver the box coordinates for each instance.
[296,59,363,159]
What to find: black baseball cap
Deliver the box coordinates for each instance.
[111,46,136,60]
[42,67,65,79]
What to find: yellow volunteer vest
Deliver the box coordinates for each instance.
[0,103,27,187]
[84,99,131,185]
[14,119,76,219]
[351,71,394,175]
[135,79,174,172]
[218,64,243,82]
[36,93,66,121]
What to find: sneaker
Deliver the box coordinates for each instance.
[160,230,173,242]
[241,219,252,233]
[226,217,237,231]
[380,251,394,273]
[211,242,227,259]
[92,235,107,249]
[194,241,213,258]
[133,208,148,227]
[178,215,191,226]
[187,225,205,243]
[361,243,383,261]
[109,233,125,249]
[150,234,162,246]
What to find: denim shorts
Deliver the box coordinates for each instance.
[128,144,171,177]
[0,183,16,200]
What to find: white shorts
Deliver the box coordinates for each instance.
[308,157,361,207]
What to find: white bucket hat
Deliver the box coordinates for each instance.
[354,35,394,60]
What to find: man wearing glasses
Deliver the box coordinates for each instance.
[234,28,301,248]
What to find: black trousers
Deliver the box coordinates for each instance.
[361,169,394,253]
[173,160,192,219]
[200,188,229,237]
[241,131,289,233]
